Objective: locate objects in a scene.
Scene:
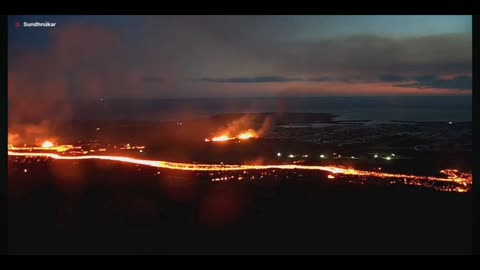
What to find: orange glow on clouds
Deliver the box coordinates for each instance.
[200,81,471,96]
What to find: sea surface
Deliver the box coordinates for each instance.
[72,96,472,122]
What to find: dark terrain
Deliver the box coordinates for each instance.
[8,159,472,254]
[8,113,472,254]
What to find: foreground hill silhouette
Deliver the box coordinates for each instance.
[8,159,471,254]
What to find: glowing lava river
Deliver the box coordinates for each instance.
[8,149,472,193]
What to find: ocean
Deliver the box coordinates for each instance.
[72,96,472,122]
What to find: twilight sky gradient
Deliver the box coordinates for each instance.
[8,15,472,98]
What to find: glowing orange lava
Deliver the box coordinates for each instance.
[8,143,76,153]
[238,131,257,140]
[208,130,258,142]
[211,135,235,142]
[41,140,54,148]
[8,150,471,189]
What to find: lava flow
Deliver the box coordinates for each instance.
[8,148,472,192]
[206,130,258,142]
[211,135,235,142]
[41,140,54,148]
[8,141,77,153]
[237,131,256,140]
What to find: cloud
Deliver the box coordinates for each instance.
[307,77,337,82]
[394,75,471,90]
[199,76,305,83]
[190,33,471,86]
[9,16,472,98]
[379,74,407,82]
[198,76,353,83]
[199,72,472,92]
[137,17,470,81]
[143,76,164,83]
[270,34,471,78]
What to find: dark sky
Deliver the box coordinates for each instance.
[8,15,472,98]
